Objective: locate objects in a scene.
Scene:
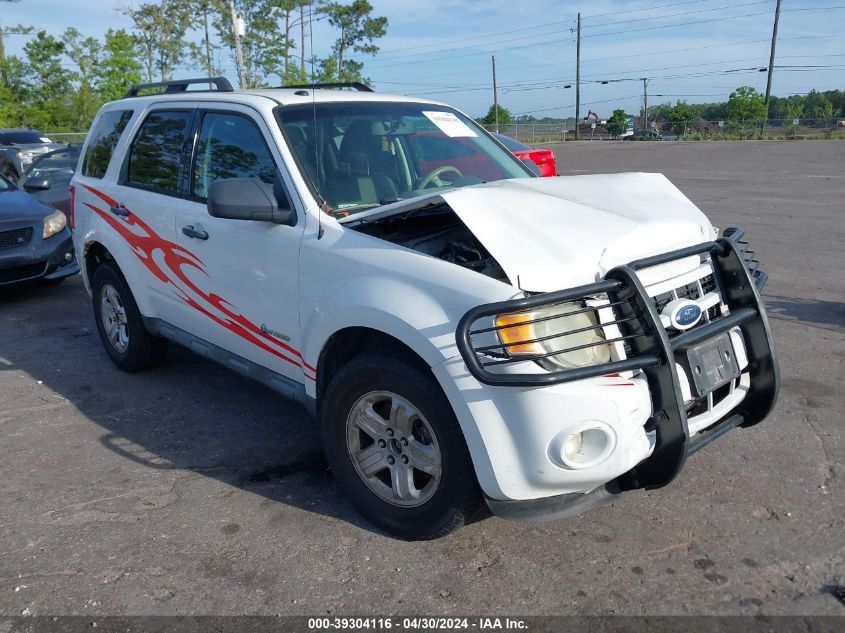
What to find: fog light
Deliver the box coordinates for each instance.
[563,433,583,461]
[64,251,73,262]
[552,423,616,470]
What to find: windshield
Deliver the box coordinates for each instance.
[0,130,51,145]
[27,149,79,182]
[277,102,531,215]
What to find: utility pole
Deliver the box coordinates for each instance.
[229,0,247,89]
[0,28,6,88]
[300,2,306,76]
[575,12,581,140]
[764,0,782,114]
[203,5,213,86]
[492,55,499,133]
[642,77,649,130]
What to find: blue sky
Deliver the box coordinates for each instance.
[2,0,844,119]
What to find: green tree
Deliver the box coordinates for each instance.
[21,30,75,128]
[605,108,628,137]
[668,101,695,136]
[480,104,512,126]
[320,0,387,81]
[95,28,143,103]
[783,101,803,139]
[726,86,766,123]
[0,55,26,126]
[125,1,192,82]
[812,101,839,128]
[62,28,101,130]
[211,0,287,87]
[188,0,223,81]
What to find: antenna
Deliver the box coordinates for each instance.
[309,2,324,240]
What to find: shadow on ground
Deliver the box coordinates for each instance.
[764,295,845,332]
[1,280,398,536]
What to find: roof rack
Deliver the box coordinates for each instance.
[124,77,235,98]
[280,82,373,92]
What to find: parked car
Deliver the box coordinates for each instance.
[624,129,662,141]
[493,133,557,176]
[0,172,79,287]
[0,129,66,184]
[72,77,778,539]
[22,145,81,215]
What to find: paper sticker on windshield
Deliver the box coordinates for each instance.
[423,111,477,138]
[40,137,52,143]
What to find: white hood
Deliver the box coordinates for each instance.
[437,173,714,291]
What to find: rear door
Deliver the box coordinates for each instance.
[107,106,201,328]
[174,104,310,383]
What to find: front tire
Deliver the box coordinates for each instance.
[321,352,481,539]
[91,261,167,372]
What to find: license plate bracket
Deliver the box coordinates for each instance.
[680,332,740,398]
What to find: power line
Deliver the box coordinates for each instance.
[583,0,773,30]
[583,0,732,20]
[581,10,774,39]
[376,18,574,58]
[370,33,844,84]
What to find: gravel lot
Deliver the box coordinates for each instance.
[1,140,843,616]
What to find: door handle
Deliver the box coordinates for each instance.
[182,225,209,240]
[109,204,129,217]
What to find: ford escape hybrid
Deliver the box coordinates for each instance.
[72,78,779,539]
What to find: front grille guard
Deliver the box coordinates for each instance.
[456,227,779,490]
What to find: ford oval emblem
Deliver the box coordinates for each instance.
[672,301,702,329]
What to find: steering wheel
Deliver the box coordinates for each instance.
[419,165,463,189]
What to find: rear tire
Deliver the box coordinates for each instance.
[321,352,481,539]
[91,261,167,372]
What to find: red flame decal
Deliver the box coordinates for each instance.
[81,184,316,380]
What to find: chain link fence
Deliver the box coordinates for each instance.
[43,132,89,144]
[46,117,844,149]
[483,118,845,143]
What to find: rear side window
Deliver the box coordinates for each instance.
[81,110,133,178]
[192,112,277,199]
[126,110,192,193]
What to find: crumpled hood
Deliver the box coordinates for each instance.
[438,173,714,291]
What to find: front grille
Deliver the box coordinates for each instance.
[0,262,47,284]
[0,227,33,250]
[647,267,723,338]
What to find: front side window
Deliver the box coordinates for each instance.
[81,110,133,178]
[126,110,192,193]
[277,102,530,215]
[192,112,277,199]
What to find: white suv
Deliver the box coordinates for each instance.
[71,78,779,539]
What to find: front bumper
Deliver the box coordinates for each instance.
[0,228,79,286]
[456,228,779,517]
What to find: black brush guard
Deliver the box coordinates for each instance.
[456,228,779,492]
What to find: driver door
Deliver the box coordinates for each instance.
[174,106,310,384]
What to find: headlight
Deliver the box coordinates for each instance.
[494,302,612,370]
[42,209,67,239]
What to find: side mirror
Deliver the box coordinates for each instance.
[521,158,541,177]
[23,177,51,192]
[207,177,293,225]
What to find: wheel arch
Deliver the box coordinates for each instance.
[83,240,114,287]
[313,323,502,500]
[316,326,430,412]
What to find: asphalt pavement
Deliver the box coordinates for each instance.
[1,140,843,616]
